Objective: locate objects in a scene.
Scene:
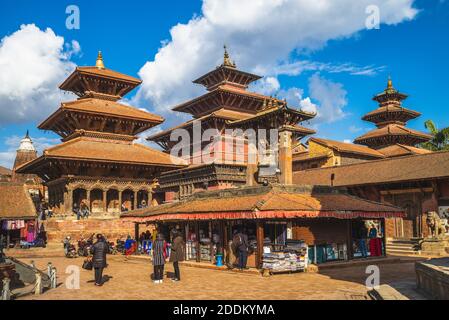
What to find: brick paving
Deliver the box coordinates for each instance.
[13,252,421,300]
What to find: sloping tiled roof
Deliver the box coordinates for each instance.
[362,105,420,120]
[293,151,449,187]
[0,166,12,176]
[39,98,163,129]
[354,124,432,142]
[148,109,254,141]
[309,138,385,158]
[378,144,431,158]
[17,137,186,170]
[0,183,37,220]
[64,66,141,85]
[121,185,403,222]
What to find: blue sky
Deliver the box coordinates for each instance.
[0,0,448,168]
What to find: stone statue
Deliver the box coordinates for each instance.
[426,211,447,238]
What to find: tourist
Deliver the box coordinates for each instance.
[235,227,249,270]
[73,203,81,220]
[81,201,90,219]
[90,233,109,286]
[152,233,167,284]
[124,235,136,256]
[169,230,185,282]
[63,236,71,256]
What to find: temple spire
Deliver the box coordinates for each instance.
[386,75,397,94]
[96,51,105,69]
[222,45,236,68]
[387,76,393,89]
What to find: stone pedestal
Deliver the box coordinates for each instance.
[416,258,449,300]
[420,238,449,256]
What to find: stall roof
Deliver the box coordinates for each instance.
[293,150,449,187]
[121,184,404,223]
[0,183,37,220]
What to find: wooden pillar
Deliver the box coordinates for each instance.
[135,223,139,242]
[222,221,228,264]
[256,221,264,268]
[148,191,153,207]
[195,221,200,262]
[118,191,123,212]
[133,190,138,210]
[102,190,107,213]
[64,187,72,215]
[86,189,91,210]
[346,220,353,260]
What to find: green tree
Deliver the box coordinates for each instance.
[420,120,449,151]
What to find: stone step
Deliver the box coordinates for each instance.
[387,240,420,245]
[386,249,420,255]
[387,245,419,251]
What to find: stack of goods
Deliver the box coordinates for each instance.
[200,238,212,260]
[262,241,308,272]
[186,240,197,260]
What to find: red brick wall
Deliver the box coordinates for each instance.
[45,218,137,243]
[292,219,347,245]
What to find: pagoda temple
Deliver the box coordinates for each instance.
[149,47,316,202]
[17,52,185,217]
[354,77,432,151]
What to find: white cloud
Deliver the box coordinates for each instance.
[251,77,280,96]
[0,24,79,125]
[134,0,417,114]
[308,73,348,123]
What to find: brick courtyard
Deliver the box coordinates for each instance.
[13,252,422,300]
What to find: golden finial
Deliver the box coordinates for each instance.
[96,51,105,69]
[387,75,393,89]
[223,45,236,68]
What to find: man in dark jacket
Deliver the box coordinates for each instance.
[169,230,185,282]
[235,228,249,270]
[90,234,109,286]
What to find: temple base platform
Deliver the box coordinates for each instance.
[416,257,449,299]
[420,237,449,256]
[43,217,136,243]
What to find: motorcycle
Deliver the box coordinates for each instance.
[63,236,77,258]
[65,243,77,258]
[116,239,126,254]
[108,241,118,255]
[77,235,94,257]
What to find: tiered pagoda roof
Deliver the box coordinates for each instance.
[18,52,184,180]
[149,47,316,150]
[354,77,431,149]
